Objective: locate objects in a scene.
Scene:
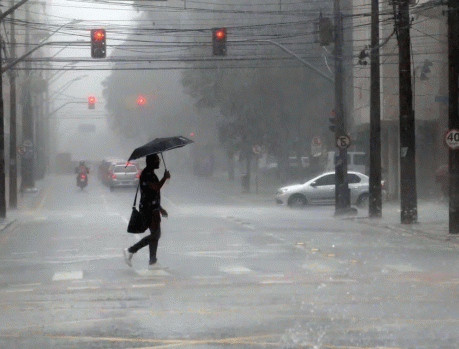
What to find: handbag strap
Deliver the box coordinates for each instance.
[133,182,140,207]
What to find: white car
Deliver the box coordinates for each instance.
[275,171,370,208]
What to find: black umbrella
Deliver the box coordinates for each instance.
[127,136,193,170]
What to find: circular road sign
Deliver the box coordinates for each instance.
[252,144,261,154]
[312,136,321,146]
[17,146,26,155]
[336,135,351,149]
[445,129,459,150]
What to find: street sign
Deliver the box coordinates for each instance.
[252,144,261,154]
[17,146,26,155]
[445,129,459,150]
[336,135,351,149]
[312,136,321,146]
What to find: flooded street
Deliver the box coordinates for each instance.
[0,174,457,348]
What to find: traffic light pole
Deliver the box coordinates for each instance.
[333,0,351,215]
[369,0,382,218]
[448,0,459,234]
[396,0,417,224]
[9,0,18,209]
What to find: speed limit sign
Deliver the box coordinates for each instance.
[444,129,459,150]
[336,135,351,149]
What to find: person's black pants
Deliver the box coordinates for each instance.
[128,228,161,262]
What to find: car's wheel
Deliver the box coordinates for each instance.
[288,194,307,208]
[357,193,369,208]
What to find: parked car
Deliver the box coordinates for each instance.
[275,171,370,208]
[107,164,140,190]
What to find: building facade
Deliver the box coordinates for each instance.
[352,0,448,199]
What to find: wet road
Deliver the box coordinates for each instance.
[0,173,458,348]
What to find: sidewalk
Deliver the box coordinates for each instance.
[203,171,455,243]
[0,176,48,232]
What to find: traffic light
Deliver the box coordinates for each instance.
[212,27,227,56]
[318,17,333,46]
[88,95,96,109]
[91,29,106,58]
[329,112,336,132]
[136,95,146,106]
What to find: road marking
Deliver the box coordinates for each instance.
[67,286,100,291]
[8,283,41,287]
[219,266,253,274]
[135,269,171,277]
[5,288,34,293]
[52,271,83,281]
[384,264,424,273]
[132,283,165,288]
[260,280,293,284]
[10,251,38,255]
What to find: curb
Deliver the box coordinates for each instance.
[0,219,17,233]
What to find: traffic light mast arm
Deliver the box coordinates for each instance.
[48,101,86,117]
[246,39,334,83]
[2,38,82,74]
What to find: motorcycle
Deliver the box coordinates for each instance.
[77,173,88,189]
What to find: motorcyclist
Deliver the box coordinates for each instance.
[76,160,89,186]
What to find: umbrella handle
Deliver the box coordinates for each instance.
[160,152,167,171]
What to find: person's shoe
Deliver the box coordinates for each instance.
[123,248,133,267]
[149,258,157,266]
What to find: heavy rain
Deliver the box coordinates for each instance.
[0,0,457,348]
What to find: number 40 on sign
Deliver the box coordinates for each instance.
[445,129,459,150]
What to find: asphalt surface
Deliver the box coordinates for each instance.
[0,171,457,349]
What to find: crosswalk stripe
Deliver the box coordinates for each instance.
[52,271,83,281]
[132,283,165,288]
[219,266,253,274]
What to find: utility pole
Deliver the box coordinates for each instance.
[9,0,18,209]
[333,0,351,214]
[448,0,459,234]
[0,37,6,218]
[21,2,36,192]
[0,0,31,216]
[396,0,417,224]
[369,0,382,218]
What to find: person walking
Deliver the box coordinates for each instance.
[123,154,170,267]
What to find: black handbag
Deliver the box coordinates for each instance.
[127,184,149,234]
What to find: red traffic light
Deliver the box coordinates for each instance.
[136,95,146,105]
[91,29,106,58]
[214,29,225,40]
[92,29,105,41]
[88,95,96,109]
[190,132,195,137]
[212,27,227,56]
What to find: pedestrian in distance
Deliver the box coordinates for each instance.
[123,154,170,268]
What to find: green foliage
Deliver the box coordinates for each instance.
[181,60,333,159]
